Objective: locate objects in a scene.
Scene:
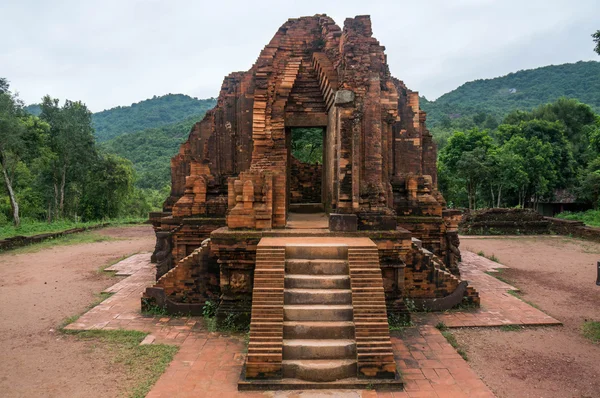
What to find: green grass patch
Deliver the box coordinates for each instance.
[0,217,147,240]
[476,250,500,263]
[555,210,600,227]
[6,232,116,254]
[435,322,448,331]
[441,330,468,361]
[0,219,101,239]
[64,329,178,398]
[500,325,522,332]
[484,269,511,285]
[507,290,544,311]
[582,321,600,343]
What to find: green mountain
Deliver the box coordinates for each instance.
[24,104,41,116]
[92,94,216,142]
[422,61,600,129]
[25,94,216,142]
[101,114,203,190]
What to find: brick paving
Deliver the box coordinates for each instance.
[146,325,493,398]
[65,253,195,344]
[414,251,561,328]
[65,250,562,397]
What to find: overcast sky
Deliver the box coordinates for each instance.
[2,0,599,112]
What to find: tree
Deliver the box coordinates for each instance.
[496,118,574,188]
[438,128,496,209]
[0,78,9,94]
[502,135,556,208]
[578,157,600,208]
[438,128,494,171]
[529,98,597,166]
[593,30,600,55]
[454,147,490,210]
[40,97,96,219]
[486,147,528,207]
[80,153,134,220]
[0,83,25,226]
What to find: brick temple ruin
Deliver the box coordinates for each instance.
[144,14,479,389]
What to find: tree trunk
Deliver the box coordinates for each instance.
[490,186,495,208]
[1,162,20,227]
[53,182,59,220]
[497,186,502,208]
[467,180,473,210]
[59,162,66,217]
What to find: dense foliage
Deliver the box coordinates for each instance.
[0,79,153,227]
[593,30,600,55]
[92,94,216,142]
[20,95,216,212]
[556,209,600,227]
[438,98,600,210]
[291,127,324,164]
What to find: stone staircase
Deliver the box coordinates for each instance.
[282,245,357,382]
[242,238,401,389]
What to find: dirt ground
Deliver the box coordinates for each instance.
[0,225,155,398]
[458,236,600,398]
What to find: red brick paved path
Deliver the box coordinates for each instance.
[65,250,561,397]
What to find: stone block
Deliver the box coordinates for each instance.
[329,214,357,231]
[335,90,355,105]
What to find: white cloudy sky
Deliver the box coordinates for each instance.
[2,0,599,112]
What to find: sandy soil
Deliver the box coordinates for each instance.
[0,225,155,398]
[457,236,600,398]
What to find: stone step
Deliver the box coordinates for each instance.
[283,304,353,321]
[284,289,352,305]
[288,203,325,213]
[286,245,347,260]
[285,259,348,275]
[283,321,355,339]
[285,274,350,289]
[283,339,356,360]
[282,359,357,382]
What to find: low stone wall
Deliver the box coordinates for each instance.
[459,208,550,235]
[546,217,600,242]
[459,208,600,242]
[0,223,110,251]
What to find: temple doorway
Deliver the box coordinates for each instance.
[286,126,328,229]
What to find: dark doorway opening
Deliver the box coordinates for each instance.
[286,127,327,228]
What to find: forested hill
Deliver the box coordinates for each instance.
[25,94,216,142]
[92,94,216,142]
[421,61,600,128]
[101,115,200,190]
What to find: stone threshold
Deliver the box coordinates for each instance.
[237,369,404,391]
